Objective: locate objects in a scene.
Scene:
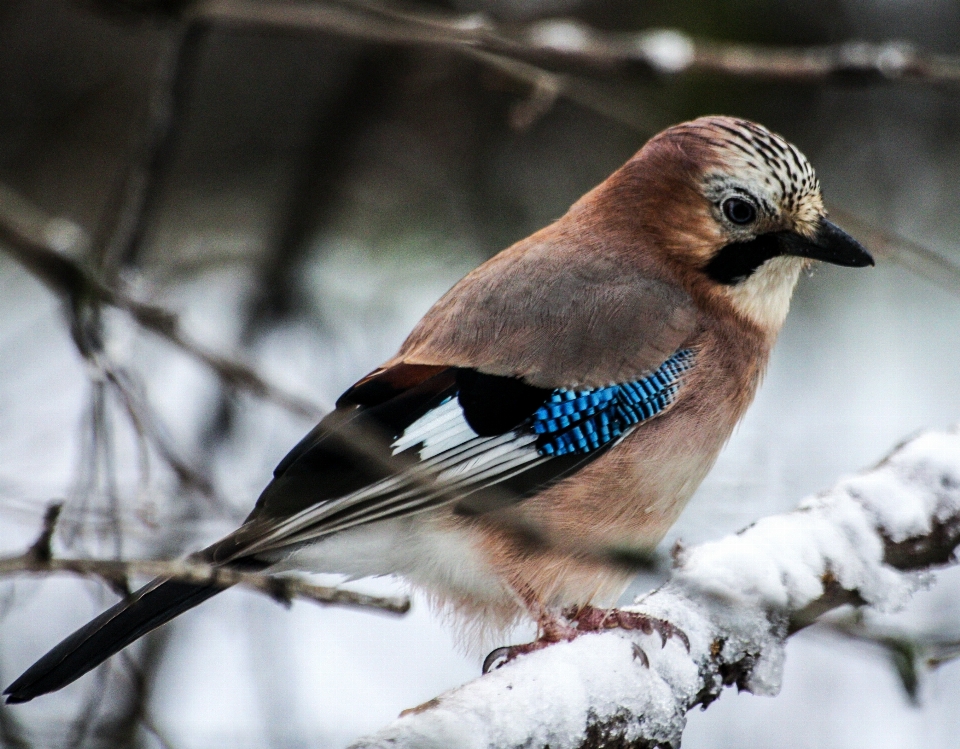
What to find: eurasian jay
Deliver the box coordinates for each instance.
[5,116,873,703]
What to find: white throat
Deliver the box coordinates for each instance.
[724,255,806,332]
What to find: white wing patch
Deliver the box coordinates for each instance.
[392,397,466,456]
[241,397,544,556]
[395,398,543,485]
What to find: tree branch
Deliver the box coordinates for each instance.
[92,19,209,278]
[189,0,960,84]
[347,427,960,748]
[0,503,409,615]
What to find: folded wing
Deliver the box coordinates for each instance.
[214,349,697,561]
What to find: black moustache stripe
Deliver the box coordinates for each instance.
[703,234,783,285]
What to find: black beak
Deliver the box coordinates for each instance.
[780,219,874,268]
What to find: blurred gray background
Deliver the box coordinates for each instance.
[2,0,960,746]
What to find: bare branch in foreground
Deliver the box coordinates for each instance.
[0,504,409,615]
[190,0,960,84]
[348,427,960,749]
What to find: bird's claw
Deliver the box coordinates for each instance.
[482,646,511,673]
[482,641,553,673]
[482,617,579,673]
[631,642,650,667]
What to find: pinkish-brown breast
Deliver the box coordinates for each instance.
[453,310,773,619]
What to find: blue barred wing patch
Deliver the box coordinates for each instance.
[531,349,695,457]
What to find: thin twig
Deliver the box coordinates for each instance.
[0,555,410,614]
[1,552,410,613]
[103,365,217,500]
[0,503,410,615]
[817,613,928,704]
[0,182,324,421]
[465,48,657,133]
[817,609,960,700]
[63,660,111,749]
[96,20,210,278]
[831,206,960,296]
[25,504,62,565]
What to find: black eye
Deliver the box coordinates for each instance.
[722,197,757,225]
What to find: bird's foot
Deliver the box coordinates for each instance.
[482,614,580,673]
[482,605,688,673]
[566,605,690,651]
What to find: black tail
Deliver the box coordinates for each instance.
[4,579,223,703]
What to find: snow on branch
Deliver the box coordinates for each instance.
[348,427,960,749]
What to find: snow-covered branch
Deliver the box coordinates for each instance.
[349,427,960,749]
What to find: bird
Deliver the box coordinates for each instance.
[5,116,873,703]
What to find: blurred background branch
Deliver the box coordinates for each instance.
[817,611,960,706]
[0,181,324,421]
[192,0,960,83]
[85,0,960,298]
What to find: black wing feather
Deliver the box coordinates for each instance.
[248,365,560,525]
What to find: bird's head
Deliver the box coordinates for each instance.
[593,116,874,332]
